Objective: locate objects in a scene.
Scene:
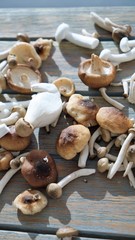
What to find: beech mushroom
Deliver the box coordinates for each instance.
[15,85,63,137]
[56,124,91,160]
[33,38,53,61]
[0,125,31,151]
[13,189,48,215]
[8,42,42,69]
[78,54,116,89]
[126,144,135,164]
[0,150,13,170]
[53,77,75,97]
[66,94,99,127]
[46,168,95,199]
[56,226,79,239]
[96,107,133,134]
[6,64,42,94]
[97,158,113,173]
[21,150,58,187]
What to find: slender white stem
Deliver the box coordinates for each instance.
[123,162,134,177]
[128,73,135,104]
[0,100,30,111]
[0,112,20,125]
[78,143,89,168]
[105,153,117,161]
[0,48,10,61]
[123,158,135,188]
[89,127,101,158]
[0,60,7,71]
[90,12,112,32]
[99,87,125,110]
[58,168,96,188]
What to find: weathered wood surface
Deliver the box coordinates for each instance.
[0,6,135,240]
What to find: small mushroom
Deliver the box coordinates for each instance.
[120,37,135,52]
[78,54,116,89]
[13,189,48,215]
[6,64,42,94]
[0,150,13,170]
[96,107,133,134]
[16,32,30,43]
[53,77,75,97]
[126,144,135,164]
[56,226,79,239]
[21,150,58,187]
[46,168,95,199]
[66,94,99,127]
[56,124,91,160]
[33,38,53,61]
[0,106,26,126]
[97,158,113,173]
[8,42,42,69]
[0,125,31,151]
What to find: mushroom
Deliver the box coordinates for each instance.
[97,158,113,173]
[13,189,48,215]
[126,144,135,164]
[0,149,13,170]
[0,106,26,126]
[115,134,127,148]
[0,99,30,111]
[56,124,91,160]
[15,84,63,137]
[55,22,99,49]
[66,94,99,127]
[16,32,30,43]
[0,125,31,151]
[53,77,75,97]
[21,150,58,187]
[96,107,133,134]
[46,168,95,199]
[7,42,42,69]
[6,64,42,94]
[33,38,53,61]
[56,226,79,239]
[78,54,116,89]
[120,37,135,52]
[78,143,89,168]
[128,72,135,104]
[0,71,7,92]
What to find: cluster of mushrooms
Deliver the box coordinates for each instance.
[0,11,134,239]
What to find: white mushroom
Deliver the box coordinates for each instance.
[46,168,96,199]
[55,22,99,49]
[99,87,125,110]
[0,106,26,126]
[120,37,135,52]
[128,72,135,104]
[78,143,89,168]
[89,127,101,158]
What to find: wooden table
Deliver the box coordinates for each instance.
[0,6,135,240]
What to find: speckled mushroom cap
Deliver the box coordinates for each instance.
[56,124,91,160]
[66,94,99,127]
[56,226,79,238]
[78,54,116,89]
[7,64,42,94]
[96,107,134,134]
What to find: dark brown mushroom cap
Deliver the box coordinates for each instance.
[0,125,31,151]
[66,94,99,127]
[96,107,133,134]
[78,54,116,89]
[21,149,58,187]
[56,124,90,160]
[56,226,79,238]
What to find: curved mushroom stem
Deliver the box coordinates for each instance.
[128,73,135,104]
[123,158,135,188]
[78,143,89,168]
[99,87,125,110]
[107,128,135,179]
[89,127,101,158]
[81,29,100,38]
[90,12,112,32]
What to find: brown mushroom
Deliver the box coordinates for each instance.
[56,226,79,239]
[56,124,91,160]
[53,77,75,97]
[0,125,31,151]
[0,150,13,170]
[78,54,116,89]
[33,38,53,61]
[126,144,135,164]
[66,94,99,127]
[6,64,42,93]
[96,107,133,134]
[13,189,48,215]
[21,149,58,187]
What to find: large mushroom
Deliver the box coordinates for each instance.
[21,149,58,187]
[56,124,91,160]
[78,54,116,89]
[66,94,99,127]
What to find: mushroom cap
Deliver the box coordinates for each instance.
[16,32,30,43]
[0,150,13,170]
[0,125,31,151]
[13,189,48,215]
[78,54,116,88]
[53,77,75,97]
[7,64,42,94]
[120,37,130,52]
[55,23,69,42]
[8,42,42,69]
[33,38,53,61]
[56,226,79,238]
[97,157,109,173]
[96,107,133,134]
[46,183,62,199]
[126,144,135,164]
[15,117,34,137]
[66,94,99,127]
[21,149,58,187]
[56,124,91,160]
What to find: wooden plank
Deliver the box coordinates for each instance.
[0,7,134,39]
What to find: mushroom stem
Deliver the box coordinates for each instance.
[78,143,89,168]
[0,100,30,111]
[90,12,112,32]
[99,87,125,110]
[0,48,11,61]
[0,60,7,71]
[128,73,135,104]
[120,37,135,52]
[123,158,135,188]
[122,79,129,98]
[46,168,96,199]
[89,127,101,158]
[107,129,135,179]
